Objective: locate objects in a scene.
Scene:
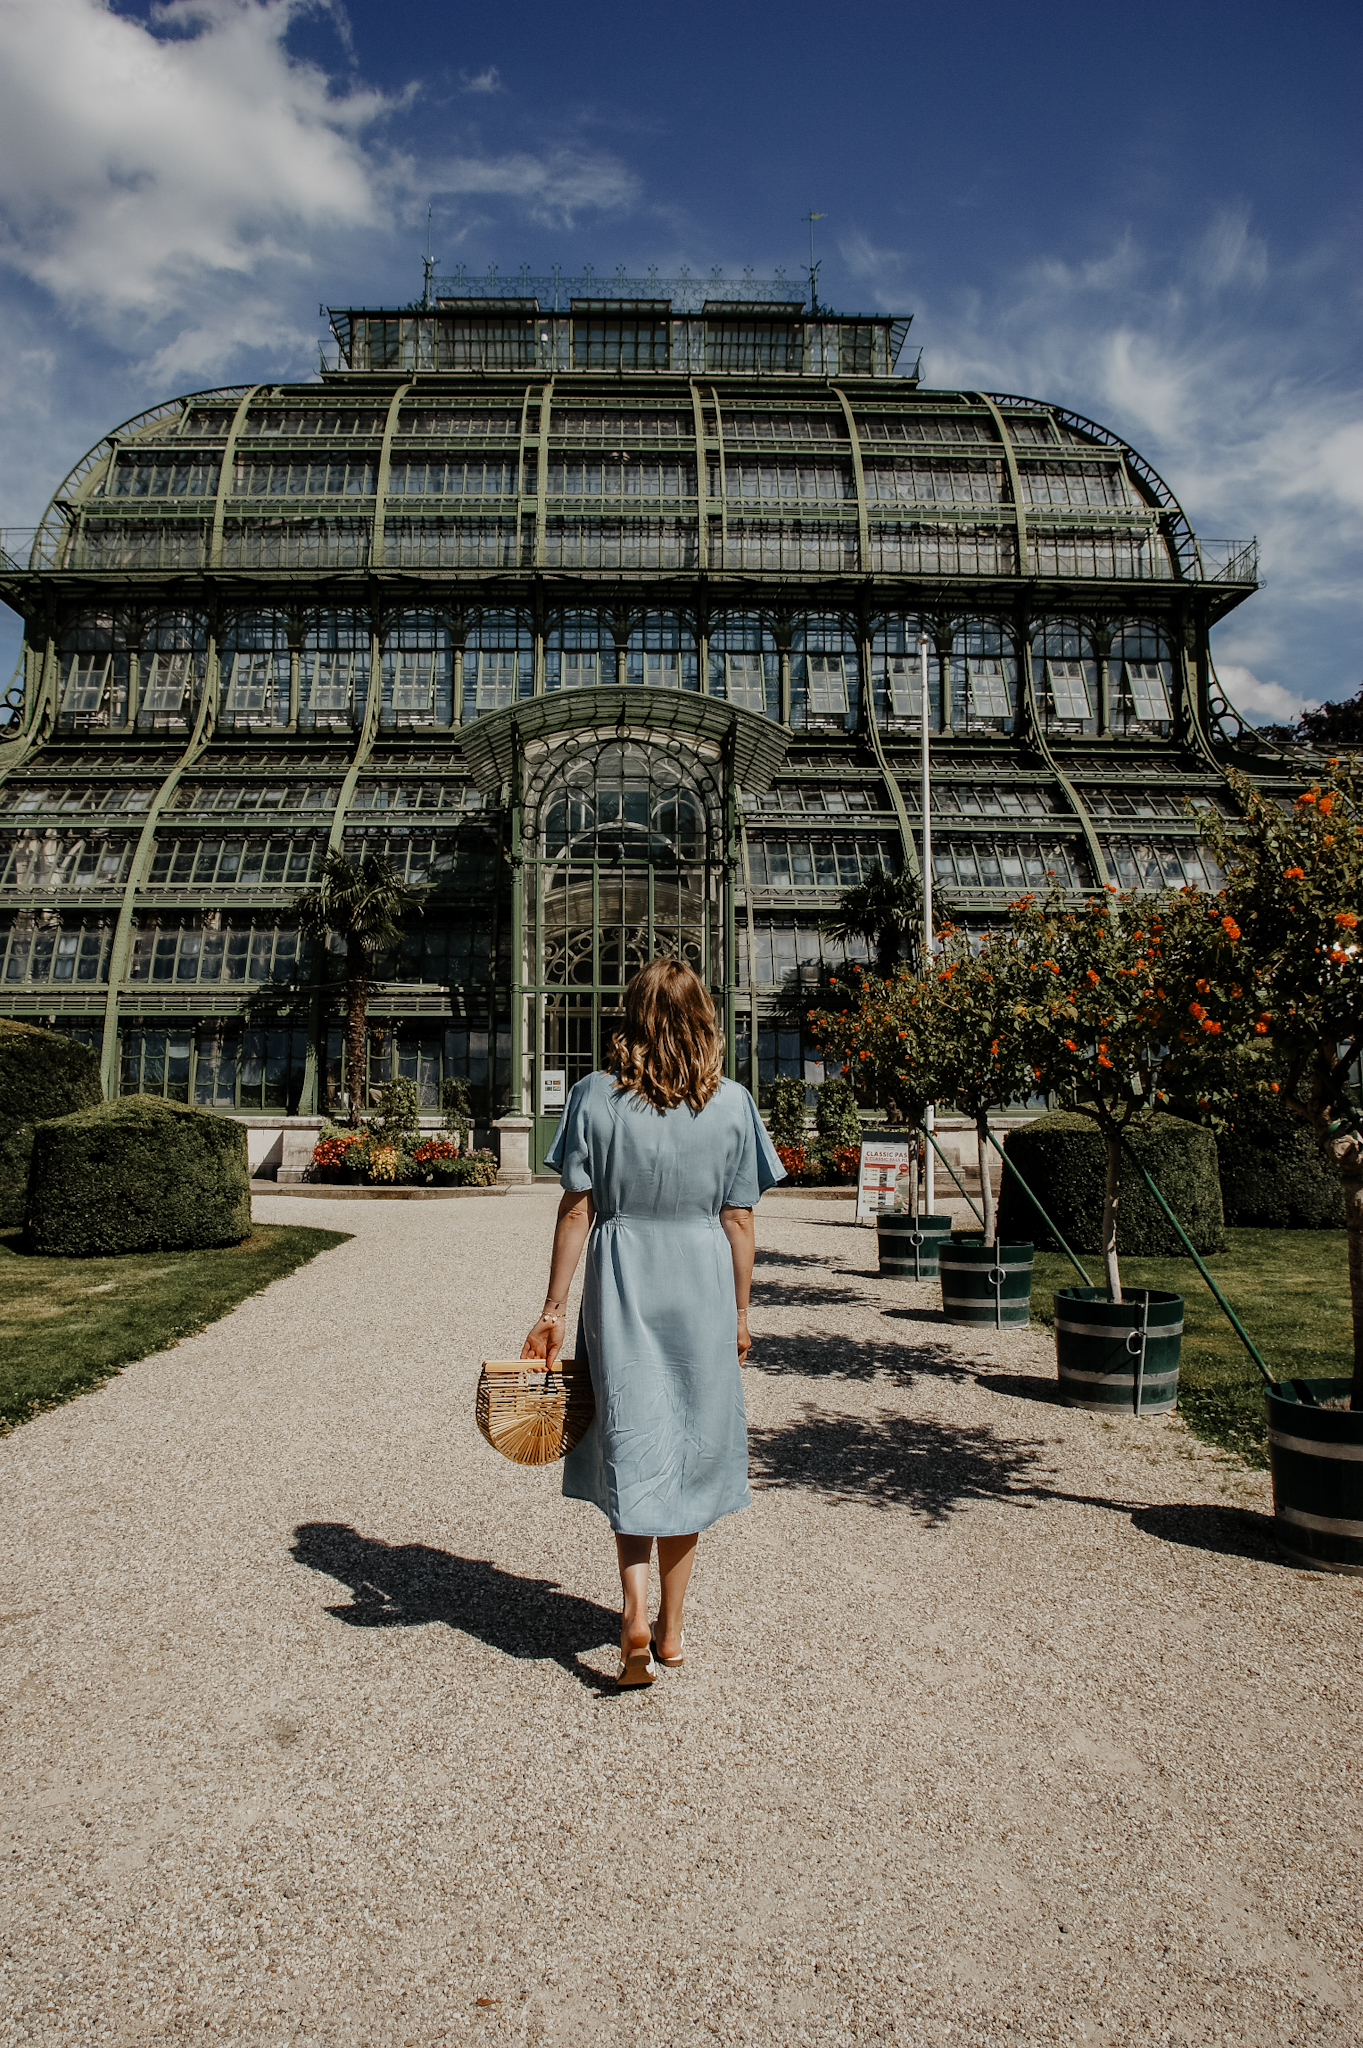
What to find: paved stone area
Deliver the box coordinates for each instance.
[1,1190,1359,2047]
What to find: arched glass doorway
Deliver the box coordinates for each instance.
[524,735,726,1169]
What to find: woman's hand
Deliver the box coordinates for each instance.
[736,1309,752,1362]
[521,1311,565,1370]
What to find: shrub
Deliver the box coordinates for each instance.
[25,1095,251,1256]
[429,1150,498,1187]
[823,1142,861,1185]
[774,1142,818,1182]
[0,1021,103,1228]
[440,1077,474,1153]
[766,1076,807,1151]
[814,1075,862,1156]
[374,1077,419,1146]
[997,1110,1225,1257]
[1215,1090,1345,1229]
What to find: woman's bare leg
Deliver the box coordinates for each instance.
[654,1534,698,1662]
[615,1535,654,1660]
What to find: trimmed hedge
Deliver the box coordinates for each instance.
[1215,1092,1345,1229]
[997,1111,1225,1257]
[0,1021,103,1228]
[25,1094,251,1257]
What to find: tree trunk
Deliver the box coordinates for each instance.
[1102,1128,1123,1304]
[345,957,368,1128]
[977,1114,996,1248]
[907,1144,920,1218]
[1339,1137,1363,1410]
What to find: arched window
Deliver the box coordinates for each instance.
[1030,618,1098,737]
[624,613,699,691]
[870,615,937,731]
[948,619,1018,735]
[220,612,290,729]
[300,613,368,730]
[707,613,778,718]
[56,613,129,732]
[792,615,859,733]
[1109,620,1175,737]
[380,613,457,728]
[460,610,534,716]
[139,614,208,733]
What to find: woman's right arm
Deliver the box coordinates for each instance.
[719,1204,756,1361]
[520,1188,593,1368]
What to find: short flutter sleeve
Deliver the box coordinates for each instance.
[721,1084,787,1209]
[544,1077,594,1193]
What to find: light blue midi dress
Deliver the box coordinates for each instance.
[545,1071,785,1537]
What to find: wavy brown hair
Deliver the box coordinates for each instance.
[609,959,725,1114]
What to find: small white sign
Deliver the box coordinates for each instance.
[540,1069,567,1114]
[855,1139,913,1223]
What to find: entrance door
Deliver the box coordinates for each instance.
[525,737,724,1171]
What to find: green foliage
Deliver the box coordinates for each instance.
[1215,1087,1345,1228]
[292,849,426,1124]
[0,1223,350,1432]
[441,1076,474,1151]
[998,1111,1225,1256]
[429,1151,499,1187]
[0,1021,103,1229]
[25,1095,252,1257]
[375,1077,420,1144]
[766,1076,807,1151]
[814,1074,862,1153]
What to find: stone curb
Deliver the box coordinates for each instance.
[250,1182,509,1201]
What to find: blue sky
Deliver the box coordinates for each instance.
[1,0,1359,722]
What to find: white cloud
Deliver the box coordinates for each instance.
[1213,663,1315,726]
[0,0,636,345]
[0,0,393,315]
[459,66,503,95]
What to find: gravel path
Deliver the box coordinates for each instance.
[1,1190,1359,2048]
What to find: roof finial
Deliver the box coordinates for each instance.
[421,206,438,311]
[802,211,827,314]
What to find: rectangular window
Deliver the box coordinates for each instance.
[807,654,849,716]
[62,656,110,715]
[725,653,767,713]
[968,659,1012,718]
[141,652,194,714]
[391,650,437,714]
[1046,659,1093,721]
[560,651,599,690]
[643,651,679,689]
[225,652,279,716]
[572,318,670,371]
[475,652,516,710]
[883,655,917,717]
[1125,661,1171,722]
[308,651,355,713]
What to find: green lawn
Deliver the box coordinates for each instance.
[0,1224,352,1432]
[1028,1229,1354,1466]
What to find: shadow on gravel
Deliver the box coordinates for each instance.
[749,1405,1049,1525]
[975,1371,1063,1406]
[291,1523,621,1692]
[748,1330,970,1384]
[1129,1502,1294,1567]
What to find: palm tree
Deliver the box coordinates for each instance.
[293,851,425,1125]
[822,868,922,979]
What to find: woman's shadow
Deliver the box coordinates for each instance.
[290,1522,621,1694]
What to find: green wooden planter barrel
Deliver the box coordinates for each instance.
[1265,1378,1363,1576]
[940,1238,1033,1327]
[1054,1287,1184,1416]
[876,1212,953,1280]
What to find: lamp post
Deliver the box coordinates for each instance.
[919,631,935,1214]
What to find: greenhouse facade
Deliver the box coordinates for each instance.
[0,270,1277,1170]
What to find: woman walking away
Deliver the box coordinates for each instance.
[521,960,784,1688]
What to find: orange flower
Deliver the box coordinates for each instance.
[1195,978,1210,992]
[1220,917,1241,940]
[1188,1001,1206,1020]
[1297,790,1318,807]
[1284,867,1305,880]
[1254,1021,1269,1034]
[1201,1018,1222,1034]
[1063,1038,1079,1052]
[1318,796,1334,817]
[1098,1055,1113,1068]
[1337,912,1359,930]
[1085,967,1100,986]
[1270,1081,1280,1093]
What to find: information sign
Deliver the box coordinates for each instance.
[855,1139,914,1223]
[540,1070,567,1114]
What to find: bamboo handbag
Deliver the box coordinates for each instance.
[476,1358,595,1466]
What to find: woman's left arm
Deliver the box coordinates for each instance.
[520,1189,593,1368]
[719,1204,756,1361]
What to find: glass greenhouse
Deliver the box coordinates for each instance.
[0,270,1287,1168]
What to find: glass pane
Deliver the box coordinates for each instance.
[1046,660,1092,720]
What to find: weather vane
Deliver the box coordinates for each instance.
[802,211,827,313]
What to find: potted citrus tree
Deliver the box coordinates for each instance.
[1008,885,1237,1413]
[1193,756,1363,1568]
